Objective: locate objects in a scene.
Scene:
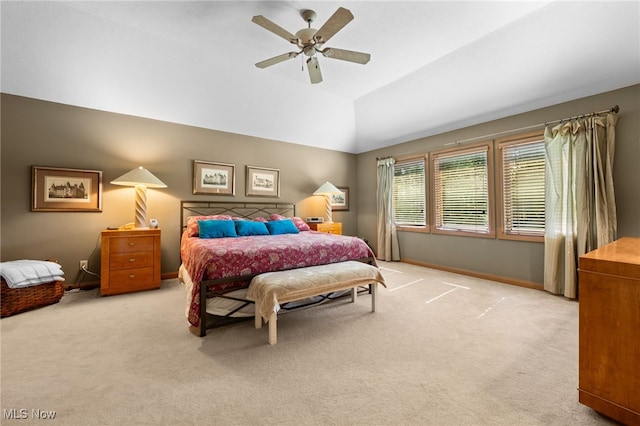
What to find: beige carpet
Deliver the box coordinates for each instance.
[0,261,615,425]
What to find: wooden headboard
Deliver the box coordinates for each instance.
[180,201,296,233]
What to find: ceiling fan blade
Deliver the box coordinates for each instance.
[314,7,354,45]
[251,15,297,44]
[320,47,370,65]
[307,57,323,84]
[255,52,300,68]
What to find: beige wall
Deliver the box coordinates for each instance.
[0,94,358,283]
[3,85,639,288]
[356,84,640,286]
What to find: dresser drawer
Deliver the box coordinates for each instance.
[109,236,155,254]
[108,267,155,287]
[109,252,154,270]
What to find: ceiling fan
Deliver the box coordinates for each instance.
[252,7,371,84]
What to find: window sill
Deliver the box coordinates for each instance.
[396,225,430,233]
[497,232,544,243]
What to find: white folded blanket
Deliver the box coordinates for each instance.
[0,260,65,289]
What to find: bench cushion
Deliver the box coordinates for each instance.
[247,261,385,321]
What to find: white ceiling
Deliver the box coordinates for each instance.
[2,1,639,153]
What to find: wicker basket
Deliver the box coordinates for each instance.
[1,278,64,318]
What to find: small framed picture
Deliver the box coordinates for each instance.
[246,166,280,197]
[193,160,235,196]
[32,166,103,212]
[331,186,349,211]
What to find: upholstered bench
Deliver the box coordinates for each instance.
[247,261,386,345]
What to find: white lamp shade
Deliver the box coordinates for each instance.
[110,166,167,188]
[313,181,341,195]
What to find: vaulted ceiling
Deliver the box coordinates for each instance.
[2,1,639,153]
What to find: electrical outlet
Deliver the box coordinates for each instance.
[79,260,88,271]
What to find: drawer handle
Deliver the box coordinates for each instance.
[129,258,136,263]
[129,242,136,246]
[128,274,136,279]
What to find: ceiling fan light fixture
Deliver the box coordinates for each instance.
[303,45,316,57]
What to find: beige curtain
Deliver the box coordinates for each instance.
[376,157,400,261]
[543,113,618,298]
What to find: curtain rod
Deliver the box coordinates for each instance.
[544,105,619,126]
[449,105,620,146]
[377,105,620,158]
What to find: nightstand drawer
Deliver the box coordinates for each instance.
[109,252,154,270]
[308,222,342,235]
[109,267,155,287]
[109,236,155,254]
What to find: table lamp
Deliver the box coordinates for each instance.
[111,166,167,229]
[313,181,341,223]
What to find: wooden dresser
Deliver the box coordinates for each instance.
[578,237,640,425]
[100,228,161,296]
[307,222,342,235]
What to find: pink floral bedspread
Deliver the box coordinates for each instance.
[181,231,375,326]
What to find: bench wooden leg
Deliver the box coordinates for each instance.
[268,311,277,345]
[351,286,357,303]
[371,283,377,312]
[255,311,262,329]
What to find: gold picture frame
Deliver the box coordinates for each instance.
[193,160,235,196]
[32,166,102,212]
[246,166,280,197]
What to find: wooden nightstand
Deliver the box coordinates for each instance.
[100,228,161,296]
[307,222,342,235]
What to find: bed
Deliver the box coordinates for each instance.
[179,201,376,336]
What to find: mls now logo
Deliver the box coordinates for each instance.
[3,409,28,419]
[3,408,57,420]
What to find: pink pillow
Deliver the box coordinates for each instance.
[269,214,310,231]
[292,217,311,231]
[253,217,268,223]
[186,215,232,237]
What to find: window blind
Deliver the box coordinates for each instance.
[393,158,426,226]
[501,139,545,236]
[433,147,489,233]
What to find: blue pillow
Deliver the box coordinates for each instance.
[198,220,237,238]
[234,220,269,236]
[266,219,300,235]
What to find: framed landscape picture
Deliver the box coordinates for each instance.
[331,186,349,211]
[32,166,102,212]
[193,160,235,195]
[246,166,280,197]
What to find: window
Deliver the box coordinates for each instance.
[497,132,545,241]
[393,156,428,231]
[431,142,495,237]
